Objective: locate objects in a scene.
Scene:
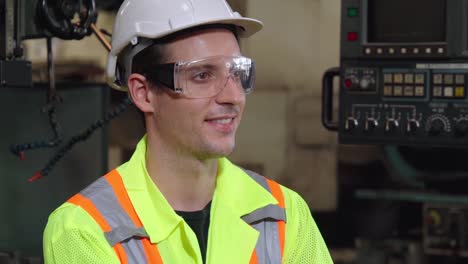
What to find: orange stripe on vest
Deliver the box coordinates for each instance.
[266,178,286,258]
[104,170,164,264]
[68,193,129,263]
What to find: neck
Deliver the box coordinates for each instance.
[145,133,218,212]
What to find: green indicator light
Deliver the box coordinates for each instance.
[348,7,359,17]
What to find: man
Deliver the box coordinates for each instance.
[43,0,333,263]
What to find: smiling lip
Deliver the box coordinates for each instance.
[205,116,237,133]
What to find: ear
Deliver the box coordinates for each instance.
[127,73,156,113]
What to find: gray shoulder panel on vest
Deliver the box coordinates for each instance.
[241,204,286,224]
[105,226,149,247]
[242,169,271,192]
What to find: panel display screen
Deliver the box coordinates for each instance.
[367,0,446,43]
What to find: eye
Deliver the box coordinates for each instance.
[192,71,214,82]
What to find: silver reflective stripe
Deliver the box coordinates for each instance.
[80,176,150,263]
[105,226,148,246]
[242,169,285,264]
[241,204,286,224]
[244,169,271,192]
[252,220,282,264]
[121,239,148,264]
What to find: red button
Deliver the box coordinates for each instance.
[347,32,358,42]
[344,79,353,89]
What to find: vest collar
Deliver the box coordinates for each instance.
[117,135,278,248]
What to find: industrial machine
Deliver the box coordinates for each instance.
[323,0,468,147]
[322,0,468,263]
[0,0,123,262]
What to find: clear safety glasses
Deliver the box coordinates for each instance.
[145,55,256,98]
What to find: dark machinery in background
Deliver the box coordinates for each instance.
[1,0,125,263]
[1,0,130,183]
[322,0,468,263]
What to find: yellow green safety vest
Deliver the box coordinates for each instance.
[68,169,287,264]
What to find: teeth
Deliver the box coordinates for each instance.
[213,118,232,124]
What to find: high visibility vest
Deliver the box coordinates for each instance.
[68,169,286,264]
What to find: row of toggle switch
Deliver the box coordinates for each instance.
[345,117,420,134]
[345,117,468,137]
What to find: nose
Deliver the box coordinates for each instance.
[215,76,246,105]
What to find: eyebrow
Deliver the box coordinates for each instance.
[185,63,220,72]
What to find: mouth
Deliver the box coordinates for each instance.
[205,116,237,133]
[211,118,234,124]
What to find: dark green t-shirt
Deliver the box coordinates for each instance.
[175,201,211,263]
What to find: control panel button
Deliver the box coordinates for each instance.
[456,74,465,84]
[347,32,358,42]
[347,7,359,17]
[433,74,443,84]
[404,86,414,96]
[405,74,414,84]
[433,86,442,97]
[393,86,403,96]
[444,74,454,84]
[344,75,359,89]
[455,87,465,98]
[383,86,393,96]
[384,74,393,84]
[415,86,425,96]
[394,74,403,84]
[415,74,425,84]
[444,86,454,97]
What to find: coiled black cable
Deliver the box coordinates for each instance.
[9,38,63,160]
[9,103,63,160]
[29,97,133,182]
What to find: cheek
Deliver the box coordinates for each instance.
[156,97,209,132]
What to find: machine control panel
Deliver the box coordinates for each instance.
[337,62,468,146]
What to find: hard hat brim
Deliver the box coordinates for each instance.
[133,17,264,48]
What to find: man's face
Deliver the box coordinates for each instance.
[149,28,245,160]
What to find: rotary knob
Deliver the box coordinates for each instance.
[406,119,420,134]
[455,119,468,137]
[345,117,358,131]
[365,118,378,132]
[360,75,374,90]
[428,119,445,136]
[385,118,399,132]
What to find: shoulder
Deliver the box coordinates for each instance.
[43,200,118,263]
[44,201,104,243]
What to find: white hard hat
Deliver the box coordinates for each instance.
[107,0,263,91]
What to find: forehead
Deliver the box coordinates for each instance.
[163,28,241,62]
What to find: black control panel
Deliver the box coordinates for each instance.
[423,204,468,257]
[335,62,468,147]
